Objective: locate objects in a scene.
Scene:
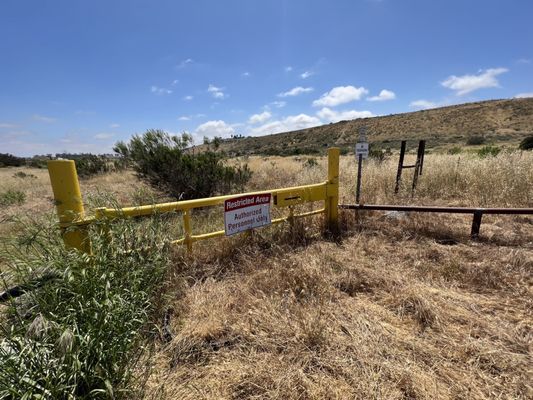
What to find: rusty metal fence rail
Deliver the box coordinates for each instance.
[340,203,533,238]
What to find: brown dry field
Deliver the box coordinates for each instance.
[1,151,532,399]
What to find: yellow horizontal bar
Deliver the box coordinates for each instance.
[192,229,225,241]
[274,185,327,207]
[168,208,325,246]
[98,182,328,218]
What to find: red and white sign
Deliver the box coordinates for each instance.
[224,193,271,236]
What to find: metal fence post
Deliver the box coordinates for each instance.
[471,210,483,239]
[326,147,340,233]
[395,140,406,194]
[47,160,91,252]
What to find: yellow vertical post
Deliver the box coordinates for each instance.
[183,209,193,254]
[47,160,90,252]
[326,147,340,234]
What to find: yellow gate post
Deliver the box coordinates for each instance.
[47,160,90,252]
[326,147,340,233]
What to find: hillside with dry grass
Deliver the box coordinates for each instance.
[211,98,533,155]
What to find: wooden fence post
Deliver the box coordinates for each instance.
[47,160,91,252]
[326,147,340,234]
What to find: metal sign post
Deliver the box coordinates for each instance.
[355,127,368,204]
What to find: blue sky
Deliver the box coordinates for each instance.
[1,0,532,156]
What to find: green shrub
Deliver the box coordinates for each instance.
[0,189,26,206]
[368,147,391,162]
[54,154,126,178]
[0,153,24,167]
[518,135,533,150]
[466,135,486,146]
[114,130,252,199]
[28,158,48,169]
[477,145,501,158]
[0,217,171,398]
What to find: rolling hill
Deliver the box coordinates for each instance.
[213,98,533,155]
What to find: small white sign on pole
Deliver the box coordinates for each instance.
[355,142,369,159]
[224,193,272,236]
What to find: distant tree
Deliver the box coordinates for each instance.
[0,153,24,167]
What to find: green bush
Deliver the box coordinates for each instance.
[0,189,26,206]
[368,147,391,162]
[0,153,24,167]
[477,145,501,158]
[55,154,126,178]
[0,217,171,398]
[518,135,533,150]
[114,130,252,199]
[466,135,486,146]
[28,158,48,169]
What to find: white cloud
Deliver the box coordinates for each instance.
[0,123,17,129]
[94,133,114,140]
[300,71,314,79]
[441,68,508,96]
[409,100,438,110]
[285,66,293,72]
[249,114,321,136]
[367,89,396,102]
[151,86,173,95]
[312,86,369,107]
[110,123,120,128]
[317,107,374,123]
[171,79,179,86]
[195,120,235,140]
[178,116,191,121]
[270,101,287,108]
[514,92,533,99]
[242,71,251,77]
[183,95,193,101]
[32,114,57,123]
[207,84,226,99]
[278,86,314,97]
[177,58,193,68]
[248,111,272,124]
[516,58,531,64]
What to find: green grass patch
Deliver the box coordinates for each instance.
[0,189,26,207]
[0,216,172,398]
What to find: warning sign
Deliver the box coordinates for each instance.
[355,142,369,159]
[224,193,272,236]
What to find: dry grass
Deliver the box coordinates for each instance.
[1,151,532,399]
[143,213,532,399]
